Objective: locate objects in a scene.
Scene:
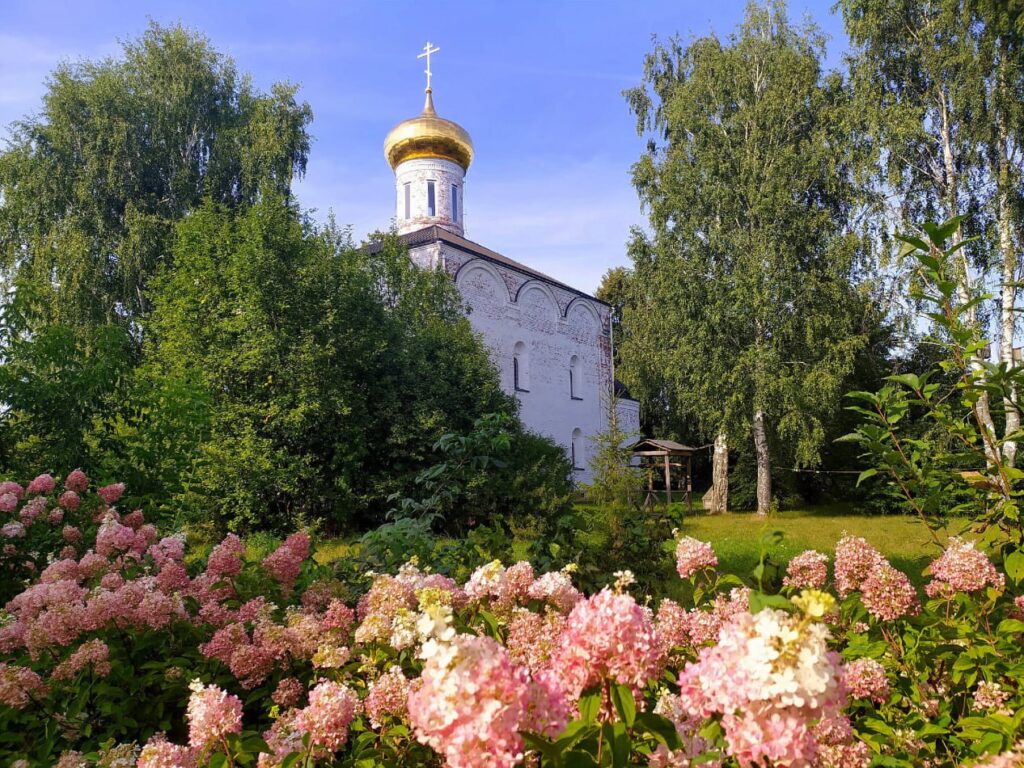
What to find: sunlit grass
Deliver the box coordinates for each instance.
[672,505,980,589]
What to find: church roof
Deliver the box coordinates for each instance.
[400,225,609,306]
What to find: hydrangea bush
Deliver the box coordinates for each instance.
[2,472,1024,767]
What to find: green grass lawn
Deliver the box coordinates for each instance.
[671,504,981,589]
[310,503,985,598]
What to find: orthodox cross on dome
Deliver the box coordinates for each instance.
[418,41,440,92]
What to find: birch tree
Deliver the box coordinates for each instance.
[621,1,871,514]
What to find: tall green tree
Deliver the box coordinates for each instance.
[840,0,1024,464]
[0,22,312,478]
[621,1,873,514]
[0,21,311,333]
[144,196,513,531]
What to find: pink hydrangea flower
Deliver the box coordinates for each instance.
[813,715,870,768]
[64,469,88,494]
[859,563,920,621]
[138,735,197,768]
[186,680,243,751]
[321,599,356,639]
[57,493,80,512]
[206,534,245,579]
[365,665,412,728]
[843,658,889,703]
[522,669,570,738]
[675,537,718,579]
[121,510,145,530]
[973,681,1011,713]
[97,483,125,505]
[527,570,582,613]
[293,680,361,752]
[553,587,664,701]
[834,535,886,597]
[924,538,1005,598]
[506,607,566,673]
[0,493,17,514]
[26,474,56,496]
[675,608,846,766]
[19,496,46,525]
[354,574,417,644]
[0,663,45,708]
[409,634,531,768]
[2,522,25,538]
[272,677,306,709]
[784,550,829,590]
[62,525,82,544]
[51,639,111,680]
[0,481,25,500]
[262,531,310,590]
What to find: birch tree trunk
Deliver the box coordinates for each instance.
[753,409,771,516]
[939,83,1000,464]
[707,432,729,513]
[999,179,1019,465]
[996,54,1020,466]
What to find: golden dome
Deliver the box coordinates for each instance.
[384,90,474,172]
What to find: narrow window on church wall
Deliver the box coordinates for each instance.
[427,181,436,217]
[572,428,583,470]
[451,184,459,221]
[513,341,528,391]
[570,355,582,400]
[404,183,411,219]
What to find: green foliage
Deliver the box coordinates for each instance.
[144,197,512,531]
[0,322,132,477]
[843,217,1024,545]
[620,2,880,497]
[0,21,311,335]
[386,412,573,535]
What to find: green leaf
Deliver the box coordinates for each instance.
[522,732,560,763]
[996,619,1024,636]
[578,689,601,726]
[634,712,684,750]
[605,722,629,768]
[241,736,270,754]
[856,468,878,486]
[1004,550,1024,585]
[564,750,599,768]
[609,684,636,727]
[748,592,794,613]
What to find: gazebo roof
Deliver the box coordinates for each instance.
[630,438,698,455]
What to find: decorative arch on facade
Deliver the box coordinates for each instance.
[566,298,601,343]
[516,281,560,334]
[454,259,513,318]
[514,279,561,311]
[564,296,602,324]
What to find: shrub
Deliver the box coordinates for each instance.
[3,471,1024,766]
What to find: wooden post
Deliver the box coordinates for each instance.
[686,454,692,514]
[664,453,672,506]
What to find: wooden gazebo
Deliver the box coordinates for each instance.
[630,438,697,512]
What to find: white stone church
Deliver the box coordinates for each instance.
[380,73,639,481]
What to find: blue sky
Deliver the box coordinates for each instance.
[1,1,849,293]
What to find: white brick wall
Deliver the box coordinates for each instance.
[392,153,639,483]
[408,242,616,484]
